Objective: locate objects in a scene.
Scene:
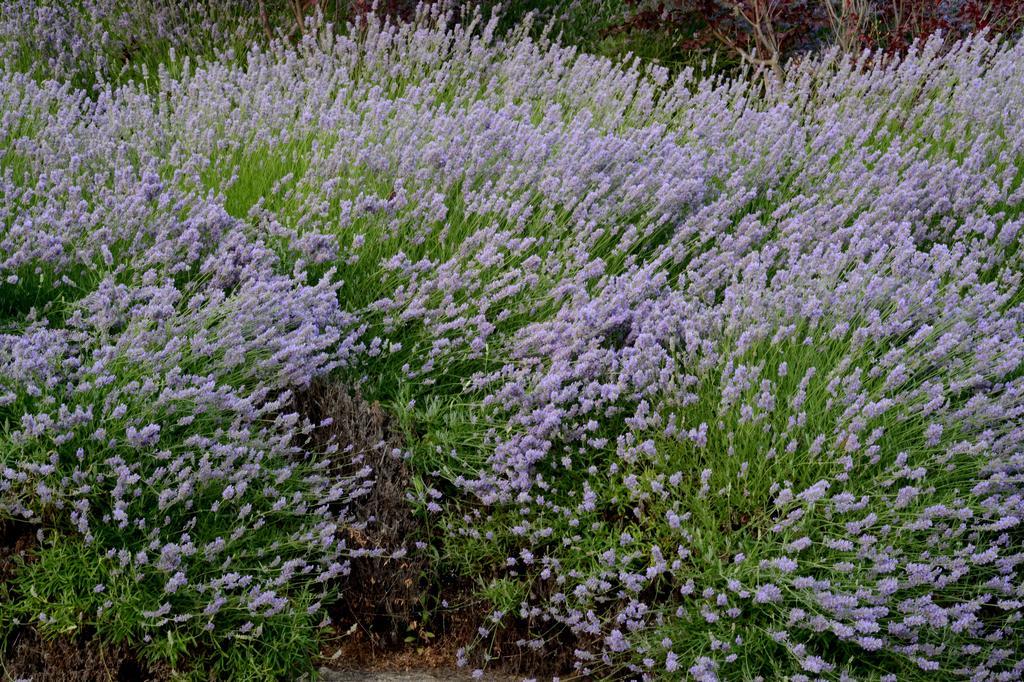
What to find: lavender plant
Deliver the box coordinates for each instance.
[0,0,263,89]
[2,4,1024,679]
[0,71,372,677]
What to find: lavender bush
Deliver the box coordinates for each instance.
[2,4,1024,679]
[0,0,262,88]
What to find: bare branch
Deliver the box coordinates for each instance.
[257,0,273,42]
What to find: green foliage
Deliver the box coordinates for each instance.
[480,0,736,76]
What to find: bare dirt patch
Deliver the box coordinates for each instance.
[295,383,426,649]
[1,628,166,682]
[295,384,579,681]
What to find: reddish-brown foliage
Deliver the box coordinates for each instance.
[621,0,1024,74]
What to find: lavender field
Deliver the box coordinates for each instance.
[2,2,1024,680]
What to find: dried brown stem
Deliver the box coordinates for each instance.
[290,0,306,36]
[257,0,273,41]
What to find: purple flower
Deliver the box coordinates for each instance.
[754,584,783,604]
